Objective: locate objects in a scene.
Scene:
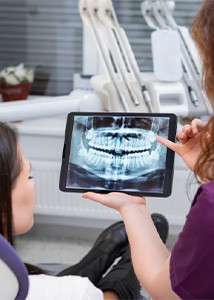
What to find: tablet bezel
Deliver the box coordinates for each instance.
[59,112,177,197]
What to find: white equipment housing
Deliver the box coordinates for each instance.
[141,0,213,116]
[143,73,188,115]
[79,0,190,116]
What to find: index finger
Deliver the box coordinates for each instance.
[156,136,181,155]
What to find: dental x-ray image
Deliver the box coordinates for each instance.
[60,113,177,197]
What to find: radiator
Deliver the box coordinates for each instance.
[32,160,118,220]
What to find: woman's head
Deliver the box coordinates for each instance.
[191,0,214,182]
[191,0,214,108]
[0,122,36,244]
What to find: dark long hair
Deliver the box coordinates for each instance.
[191,0,214,182]
[0,122,45,275]
[0,122,21,245]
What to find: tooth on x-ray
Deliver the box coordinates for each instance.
[70,116,167,181]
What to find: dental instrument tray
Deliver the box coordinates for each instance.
[59,112,177,197]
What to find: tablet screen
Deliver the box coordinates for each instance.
[60,112,177,197]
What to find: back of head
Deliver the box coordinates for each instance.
[0,122,21,245]
[191,0,214,183]
[191,0,214,108]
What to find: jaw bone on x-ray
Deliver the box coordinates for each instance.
[66,115,169,193]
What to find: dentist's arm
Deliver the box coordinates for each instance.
[82,120,206,299]
[83,192,179,299]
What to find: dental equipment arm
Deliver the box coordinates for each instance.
[141,0,213,115]
[79,0,153,113]
[101,0,154,111]
[80,0,130,112]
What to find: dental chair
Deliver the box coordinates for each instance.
[0,234,29,300]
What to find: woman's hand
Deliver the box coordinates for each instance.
[82,192,146,213]
[157,118,205,171]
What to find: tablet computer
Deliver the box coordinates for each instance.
[59,112,177,197]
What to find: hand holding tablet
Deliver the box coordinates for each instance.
[59,112,177,197]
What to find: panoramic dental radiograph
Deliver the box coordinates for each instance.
[66,115,170,193]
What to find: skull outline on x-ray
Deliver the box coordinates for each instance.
[69,116,168,181]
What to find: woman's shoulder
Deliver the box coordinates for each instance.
[193,181,214,207]
[201,181,214,195]
[189,181,214,226]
